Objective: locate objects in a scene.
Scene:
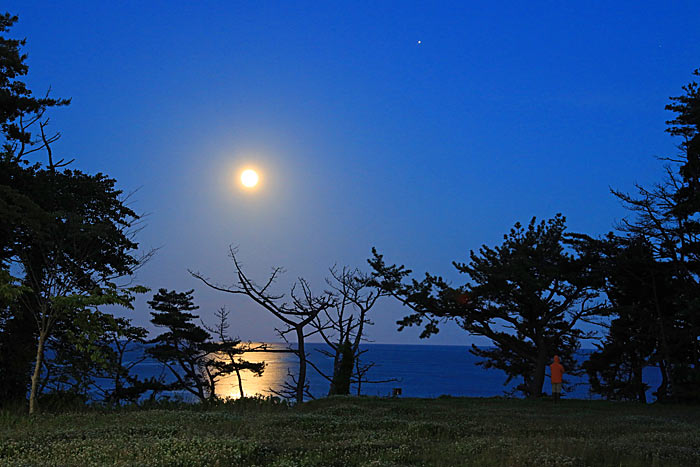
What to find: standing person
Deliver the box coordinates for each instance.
[550,355,564,402]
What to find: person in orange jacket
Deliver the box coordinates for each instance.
[550,355,564,402]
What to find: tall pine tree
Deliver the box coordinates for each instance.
[611,69,700,401]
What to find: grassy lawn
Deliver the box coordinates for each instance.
[1,396,699,466]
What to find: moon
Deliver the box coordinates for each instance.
[240,169,259,188]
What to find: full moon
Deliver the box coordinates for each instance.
[240,169,259,188]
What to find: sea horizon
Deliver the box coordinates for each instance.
[123,342,661,402]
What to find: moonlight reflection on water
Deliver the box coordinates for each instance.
[129,344,650,401]
[217,343,297,399]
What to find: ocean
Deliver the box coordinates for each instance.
[127,343,663,401]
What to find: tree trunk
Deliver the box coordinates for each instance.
[29,330,47,415]
[235,367,245,398]
[198,381,206,401]
[651,274,675,400]
[0,300,37,403]
[208,380,216,401]
[657,360,669,402]
[113,344,125,406]
[295,326,306,405]
[634,365,646,403]
[327,351,341,396]
[332,340,354,395]
[529,346,548,399]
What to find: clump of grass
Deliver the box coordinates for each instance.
[1,397,699,466]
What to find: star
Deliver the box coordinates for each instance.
[417,40,422,45]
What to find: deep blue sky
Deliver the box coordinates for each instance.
[7,1,700,344]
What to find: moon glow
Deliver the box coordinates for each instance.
[241,169,259,188]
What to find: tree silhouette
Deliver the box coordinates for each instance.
[370,215,602,397]
[605,69,700,401]
[308,266,395,396]
[148,289,257,401]
[204,307,265,399]
[191,248,334,404]
[579,235,667,402]
[0,12,150,413]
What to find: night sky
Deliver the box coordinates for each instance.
[7,1,700,344]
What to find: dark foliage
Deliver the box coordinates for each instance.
[148,289,263,401]
[39,311,149,405]
[0,13,69,154]
[581,236,662,402]
[0,13,147,412]
[609,69,700,402]
[0,12,69,403]
[330,339,354,395]
[370,215,602,398]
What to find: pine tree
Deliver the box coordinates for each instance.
[148,289,213,401]
[148,289,263,401]
[370,215,602,398]
[611,69,700,401]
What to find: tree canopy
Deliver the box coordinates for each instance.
[0,12,148,412]
[370,215,602,397]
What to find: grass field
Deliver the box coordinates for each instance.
[1,396,699,466]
